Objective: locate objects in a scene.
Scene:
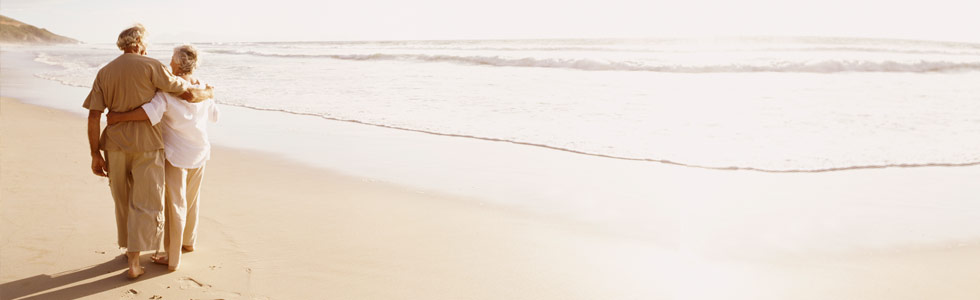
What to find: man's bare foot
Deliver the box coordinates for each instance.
[127,266,145,279]
[126,251,143,279]
[182,245,194,252]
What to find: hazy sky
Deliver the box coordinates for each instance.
[2,0,978,43]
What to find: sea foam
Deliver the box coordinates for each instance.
[205,49,980,73]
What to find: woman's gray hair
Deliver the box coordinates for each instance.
[172,44,199,75]
[116,24,147,51]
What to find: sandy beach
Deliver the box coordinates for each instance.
[3,44,980,299]
[2,96,980,299]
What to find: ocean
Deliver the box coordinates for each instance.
[2,36,979,257]
[29,37,980,172]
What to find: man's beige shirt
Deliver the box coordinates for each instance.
[83,53,189,152]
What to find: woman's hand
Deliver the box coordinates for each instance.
[106,112,123,125]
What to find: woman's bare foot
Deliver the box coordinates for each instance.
[182,245,194,252]
[151,254,179,271]
[151,254,169,266]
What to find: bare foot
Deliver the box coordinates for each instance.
[126,251,143,279]
[182,245,194,252]
[151,255,170,266]
[127,266,145,279]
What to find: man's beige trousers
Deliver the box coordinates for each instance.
[107,150,166,252]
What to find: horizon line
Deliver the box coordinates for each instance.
[72,35,980,46]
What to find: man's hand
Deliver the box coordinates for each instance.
[179,91,194,101]
[87,110,106,177]
[91,153,108,177]
[179,85,214,103]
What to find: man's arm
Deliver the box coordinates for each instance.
[152,61,190,94]
[87,110,108,177]
[150,61,212,103]
[175,85,214,103]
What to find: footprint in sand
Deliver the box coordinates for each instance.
[176,276,257,299]
[120,288,139,300]
[177,276,212,290]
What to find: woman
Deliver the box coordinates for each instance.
[107,44,219,271]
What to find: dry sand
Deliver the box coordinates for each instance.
[2,97,980,300]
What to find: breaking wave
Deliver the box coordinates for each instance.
[205,49,980,73]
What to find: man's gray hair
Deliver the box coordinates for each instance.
[172,44,199,75]
[116,24,147,51]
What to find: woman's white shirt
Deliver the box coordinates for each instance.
[142,84,220,169]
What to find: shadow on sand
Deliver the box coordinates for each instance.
[0,254,169,300]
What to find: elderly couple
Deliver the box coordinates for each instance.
[83,24,219,279]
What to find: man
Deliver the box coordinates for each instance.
[83,24,212,279]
